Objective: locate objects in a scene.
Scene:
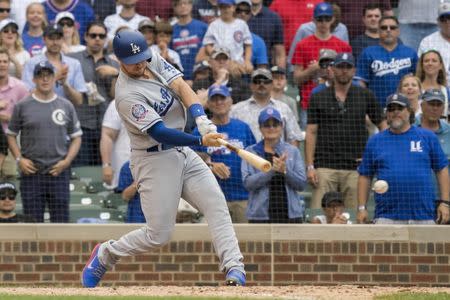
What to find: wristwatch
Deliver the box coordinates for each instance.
[358,205,367,211]
[307,164,315,171]
[102,163,111,168]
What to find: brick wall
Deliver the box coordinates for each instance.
[1,224,449,286]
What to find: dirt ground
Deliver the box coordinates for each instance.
[1,286,450,300]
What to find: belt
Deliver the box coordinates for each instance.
[146,144,174,152]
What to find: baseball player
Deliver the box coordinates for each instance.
[81,30,246,287]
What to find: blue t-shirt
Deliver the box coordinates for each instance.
[21,31,45,57]
[358,126,448,221]
[192,118,256,201]
[251,33,268,66]
[172,19,208,80]
[117,161,146,223]
[356,44,418,107]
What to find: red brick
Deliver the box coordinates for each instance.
[35,264,60,272]
[294,274,318,281]
[134,273,159,281]
[161,273,172,281]
[411,256,436,264]
[353,265,377,272]
[134,255,159,262]
[333,274,358,282]
[174,273,199,281]
[115,264,140,271]
[319,274,332,281]
[274,255,291,262]
[55,255,79,262]
[103,273,119,280]
[372,274,397,282]
[431,266,450,273]
[411,274,436,283]
[253,273,271,281]
[0,264,20,271]
[194,264,217,272]
[201,273,212,281]
[174,255,199,263]
[260,264,271,272]
[253,255,271,263]
[47,241,55,252]
[372,255,397,263]
[392,265,416,273]
[274,264,298,272]
[141,264,154,271]
[332,255,357,263]
[61,264,74,272]
[274,273,292,281]
[359,242,366,254]
[293,255,318,263]
[15,256,39,263]
[16,273,40,281]
[55,273,79,281]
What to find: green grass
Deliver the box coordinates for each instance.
[0,296,265,300]
[375,292,450,300]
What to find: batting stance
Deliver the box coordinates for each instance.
[81,30,246,287]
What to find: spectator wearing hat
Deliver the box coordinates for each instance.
[242,107,306,223]
[231,68,303,145]
[0,48,29,180]
[22,24,87,107]
[192,60,212,81]
[138,19,155,47]
[193,0,219,24]
[7,61,82,223]
[172,0,208,82]
[310,48,337,96]
[311,191,350,224]
[418,2,450,88]
[0,182,35,223]
[292,2,351,129]
[203,0,253,74]
[356,16,417,108]
[246,0,285,68]
[357,93,449,225]
[21,2,47,57]
[151,21,183,72]
[0,18,31,79]
[104,0,151,42]
[306,53,386,210]
[192,84,256,223]
[43,0,94,42]
[416,89,450,159]
[234,0,268,69]
[55,11,85,54]
[192,46,251,104]
[69,21,119,167]
[270,66,298,123]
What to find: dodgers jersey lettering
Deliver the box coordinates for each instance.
[115,50,185,150]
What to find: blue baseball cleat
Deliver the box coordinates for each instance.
[225,269,246,286]
[81,243,107,288]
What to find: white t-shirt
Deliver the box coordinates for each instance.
[418,31,450,88]
[8,50,31,77]
[203,18,252,63]
[102,100,131,189]
[104,13,151,41]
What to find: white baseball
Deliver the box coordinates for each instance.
[372,180,388,194]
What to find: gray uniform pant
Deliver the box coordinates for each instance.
[100,147,244,273]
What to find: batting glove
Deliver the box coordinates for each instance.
[195,115,217,136]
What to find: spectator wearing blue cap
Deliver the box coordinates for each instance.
[306,53,386,210]
[6,61,82,223]
[241,107,306,223]
[192,84,256,223]
[416,89,450,159]
[357,93,449,225]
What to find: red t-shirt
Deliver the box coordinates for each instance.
[270,0,322,54]
[291,35,352,109]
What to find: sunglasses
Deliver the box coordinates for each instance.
[0,194,16,201]
[236,8,251,14]
[319,60,333,69]
[2,27,17,34]
[87,33,107,39]
[58,20,75,27]
[315,16,333,23]
[380,25,398,31]
[252,78,272,85]
[261,121,281,128]
[439,15,450,23]
[386,105,406,112]
[0,8,10,13]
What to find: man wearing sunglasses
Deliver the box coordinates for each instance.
[356,16,417,108]
[68,21,119,167]
[0,182,35,223]
[306,53,386,210]
[418,2,450,87]
[357,93,449,225]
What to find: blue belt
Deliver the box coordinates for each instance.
[146,144,174,152]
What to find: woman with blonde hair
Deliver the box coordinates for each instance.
[397,74,423,118]
[22,2,47,57]
[55,11,85,54]
[416,49,449,119]
[0,19,30,78]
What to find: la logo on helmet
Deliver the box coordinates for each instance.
[130,43,141,54]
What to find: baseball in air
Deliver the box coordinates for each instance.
[372,180,388,194]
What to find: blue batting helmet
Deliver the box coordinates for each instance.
[112,30,152,64]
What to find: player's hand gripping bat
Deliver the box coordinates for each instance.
[217,138,272,173]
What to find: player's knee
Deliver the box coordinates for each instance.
[143,226,172,247]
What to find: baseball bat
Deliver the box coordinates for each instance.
[217,138,272,173]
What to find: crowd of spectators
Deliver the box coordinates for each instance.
[0,0,448,225]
